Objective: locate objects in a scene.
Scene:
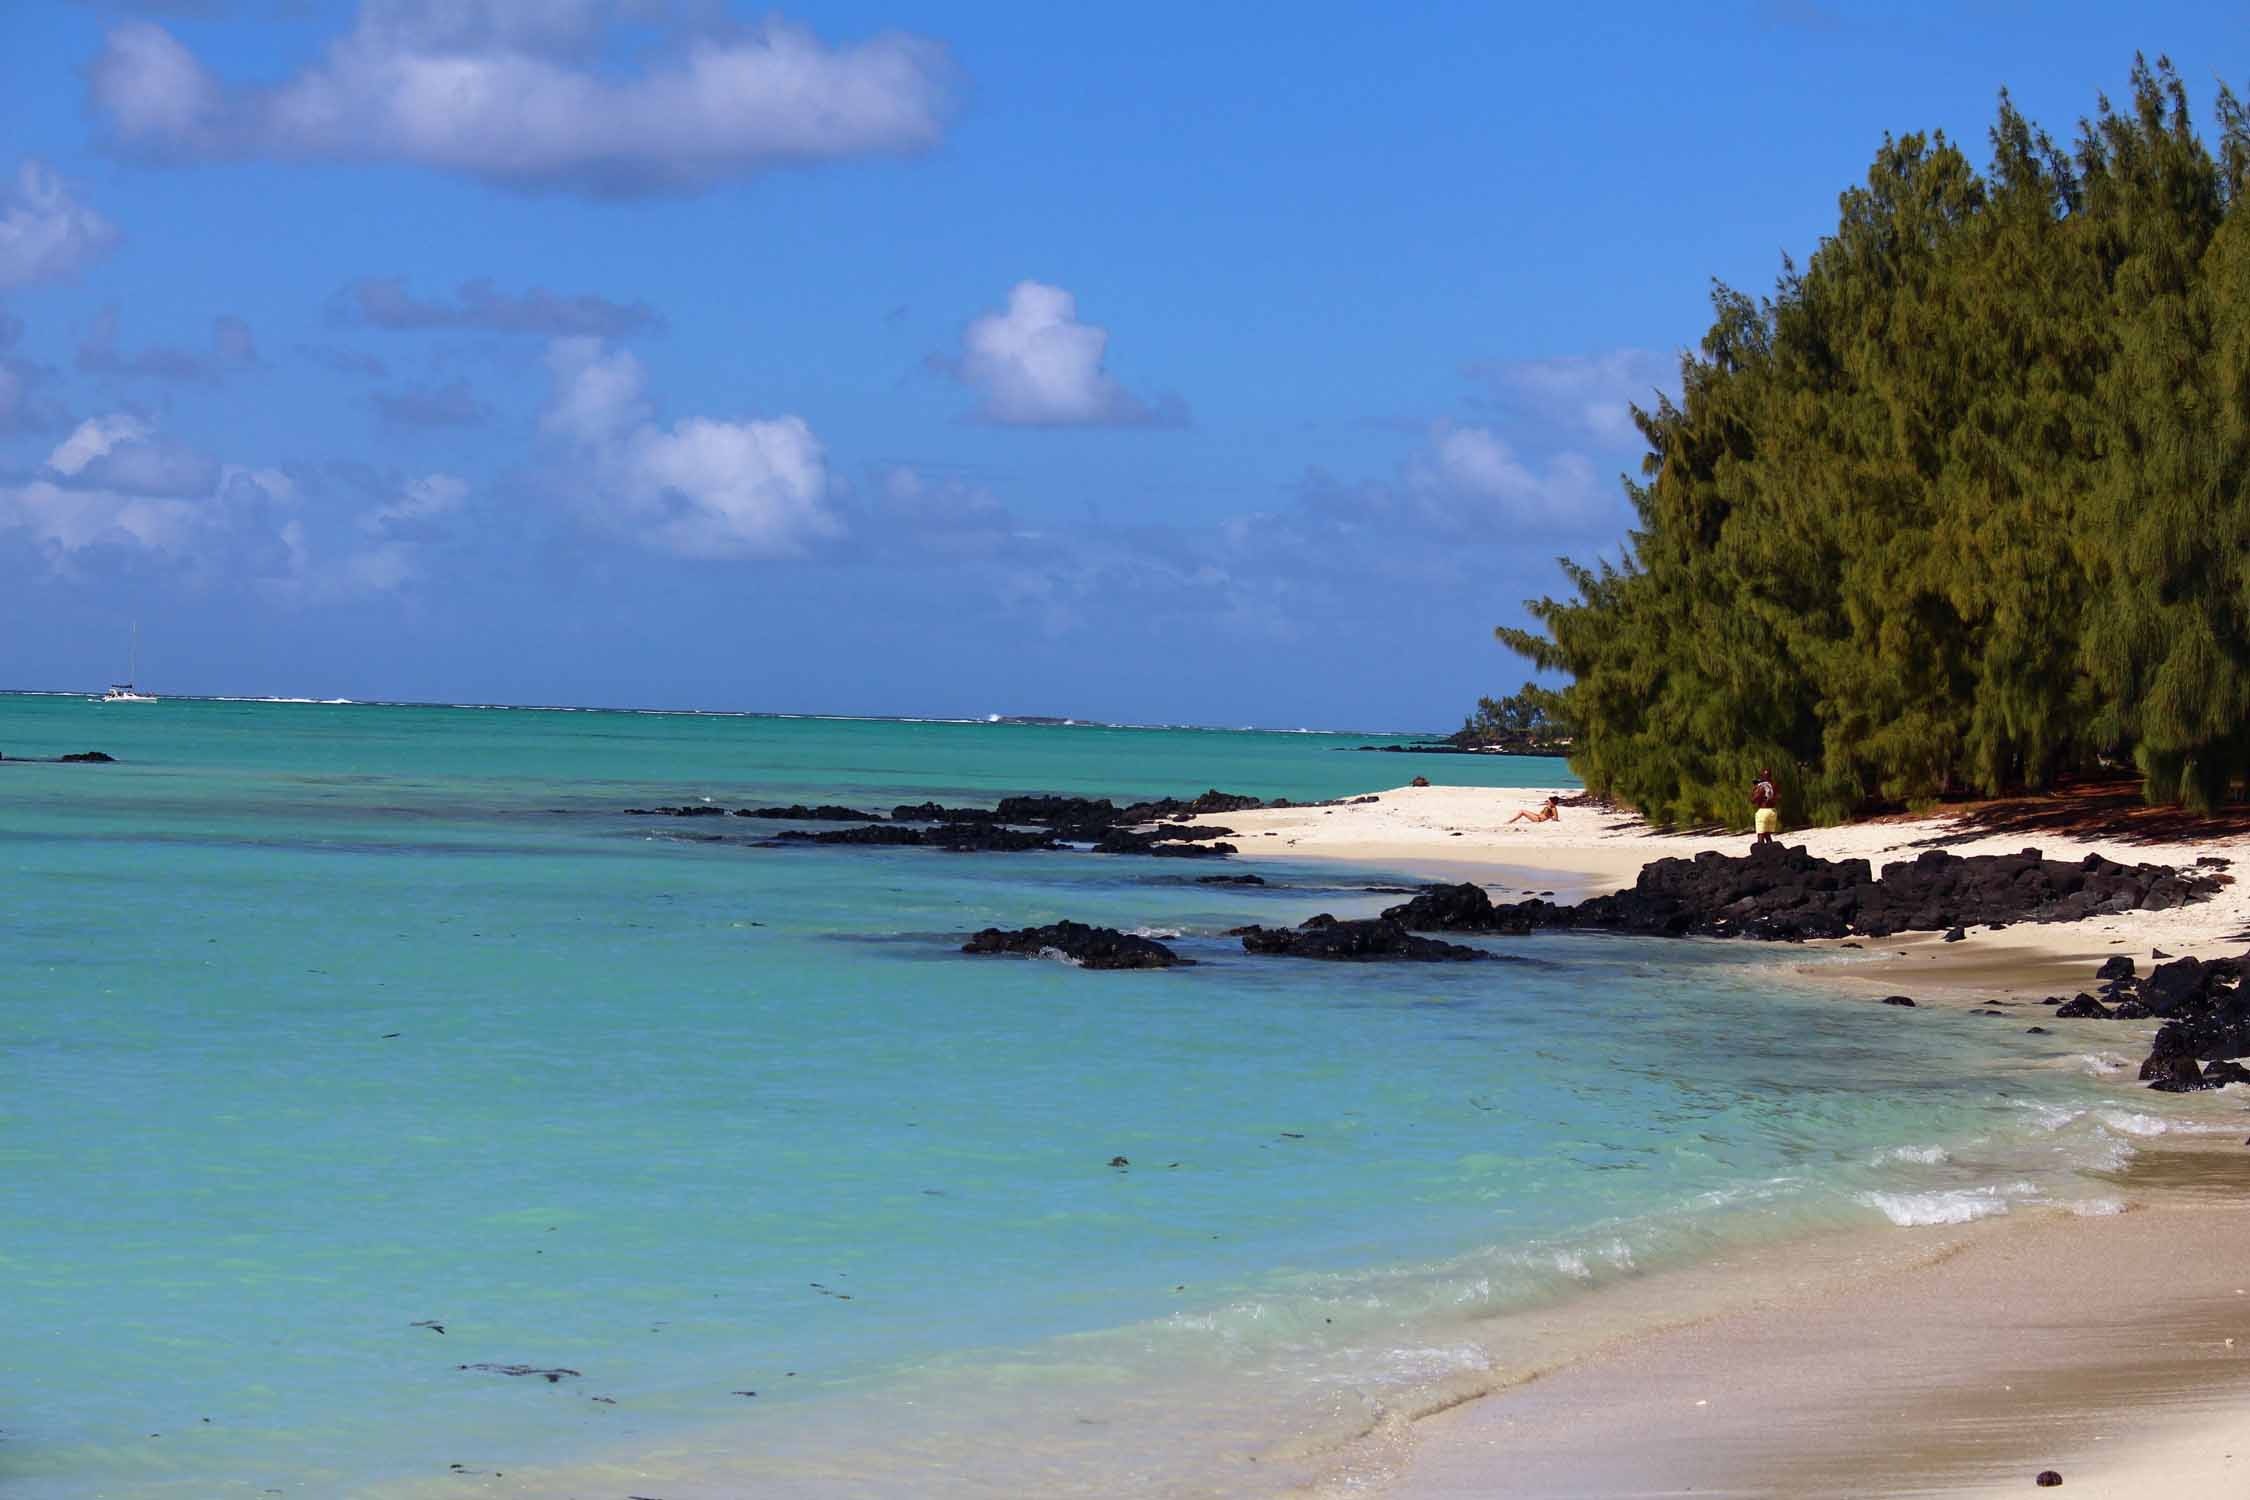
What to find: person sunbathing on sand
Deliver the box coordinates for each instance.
[1506,796,1560,825]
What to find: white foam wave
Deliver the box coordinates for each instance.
[1872,1144,1950,1166]
[1548,1238,1636,1280]
[1858,1182,2036,1226]
[1033,947,1086,968]
[2016,1101,2080,1133]
[1127,927,1184,940]
[1687,1176,1804,1211]
[2093,1108,2176,1137]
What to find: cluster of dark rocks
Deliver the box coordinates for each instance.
[961,921,1193,969]
[778,822,1069,853]
[2033,952,2250,1093]
[1376,844,2222,942]
[1228,914,1492,962]
[958,911,1503,967]
[0,750,116,763]
[627,787,1309,859]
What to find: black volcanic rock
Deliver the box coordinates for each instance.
[1196,874,1267,886]
[1378,845,2220,943]
[775,823,923,846]
[58,750,117,763]
[962,921,1190,969]
[2053,994,2113,1019]
[2141,1054,2209,1092]
[1088,825,1237,857]
[775,823,1061,853]
[1237,917,1490,962]
[625,804,729,817]
[1381,882,1567,934]
[891,801,997,823]
[1382,883,1499,931]
[1123,788,1275,820]
[732,804,885,822]
[995,795,1118,825]
[2044,950,2250,1091]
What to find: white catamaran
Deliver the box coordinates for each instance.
[98,623,158,703]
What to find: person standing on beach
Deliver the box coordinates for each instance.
[1750,768,1779,846]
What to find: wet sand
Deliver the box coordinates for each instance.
[1383,1150,2250,1499]
[1220,783,2250,1498]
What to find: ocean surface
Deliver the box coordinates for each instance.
[3,695,2234,1498]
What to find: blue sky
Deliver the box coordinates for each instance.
[0,1,2240,727]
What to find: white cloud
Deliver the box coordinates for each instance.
[48,414,153,476]
[952,281,1181,427]
[541,337,646,444]
[2,414,438,602]
[1411,421,1611,531]
[542,337,843,559]
[1464,348,1677,447]
[89,5,956,195]
[4,421,297,559]
[0,159,120,290]
[1300,420,1620,541]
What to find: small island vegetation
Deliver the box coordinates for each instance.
[1496,58,2250,827]
[1449,681,1577,752]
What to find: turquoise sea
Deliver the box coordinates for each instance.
[1,695,2223,1498]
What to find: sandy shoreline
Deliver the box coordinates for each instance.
[1382,1159,2250,1499]
[1196,782,2250,997]
[1193,783,2250,1497]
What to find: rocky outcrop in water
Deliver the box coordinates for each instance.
[1380,845,2221,943]
[735,804,886,821]
[1087,826,1238,857]
[731,786,1286,858]
[962,921,1191,969]
[2028,952,2250,1092]
[1233,915,1491,962]
[776,824,1061,853]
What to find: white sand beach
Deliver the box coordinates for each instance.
[1192,782,2250,1497]
[1195,782,2250,1002]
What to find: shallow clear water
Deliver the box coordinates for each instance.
[0,695,2220,1497]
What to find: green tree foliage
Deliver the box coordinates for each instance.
[1499,58,2250,823]
[1453,681,1576,747]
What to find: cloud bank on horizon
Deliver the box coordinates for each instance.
[14,0,2182,722]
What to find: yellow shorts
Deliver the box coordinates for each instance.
[1754,807,1780,834]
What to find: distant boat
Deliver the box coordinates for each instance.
[97,623,158,703]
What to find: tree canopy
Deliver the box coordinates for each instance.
[1499,58,2250,826]
[1452,681,1575,749]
